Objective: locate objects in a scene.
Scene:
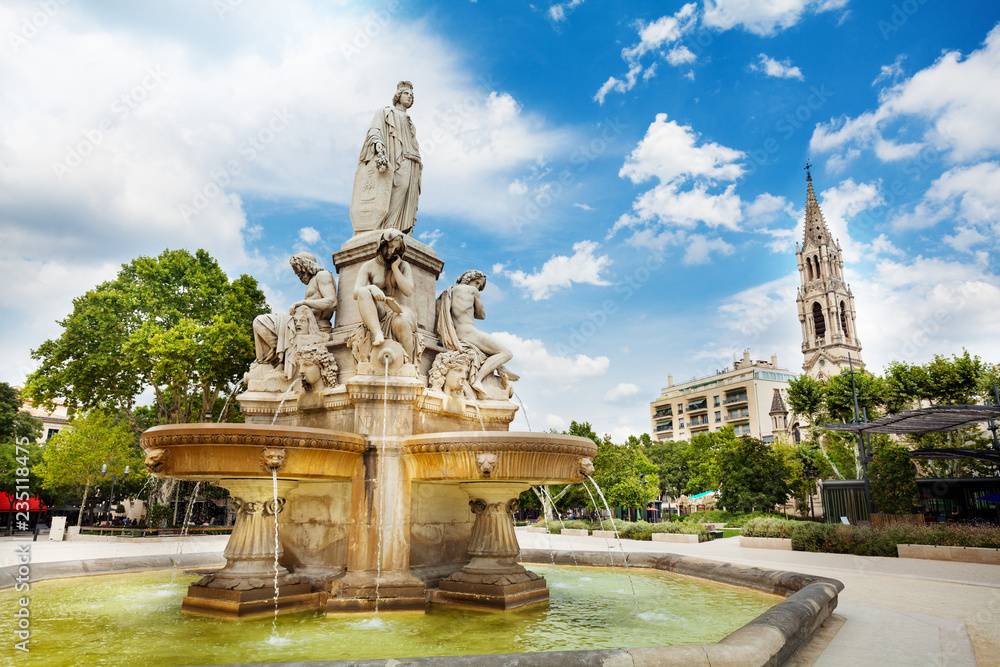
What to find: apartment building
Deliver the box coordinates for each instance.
[650,350,795,443]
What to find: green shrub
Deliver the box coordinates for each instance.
[790,522,834,551]
[620,521,652,541]
[652,522,708,535]
[598,518,629,534]
[741,517,795,539]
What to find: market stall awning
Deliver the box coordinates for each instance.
[0,493,47,512]
[823,405,1000,435]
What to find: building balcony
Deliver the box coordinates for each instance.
[655,422,673,432]
[726,411,750,422]
[723,394,748,406]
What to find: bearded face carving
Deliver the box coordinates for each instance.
[579,457,595,476]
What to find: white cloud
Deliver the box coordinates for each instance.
[508,179,528,195]
[500,240,612,300]
[750,54,804,80]
[683,234,734,265]
[548,0,584,23]
[298,226,320,244]
[872,55,906,87]
[492,332,610,379]
[610,114,745,245]
[808,178,883,262]
[573,202,595,211]
[619,114,745,185]
[546,414,568,430]
[417,228,443,248]
[604,382,640,402]
[811,24,1000,164]
[595,3,698,103]
[0,1,577,384]
[890,162,1000,247]
[703,0,849,36]
[666,45,697,66]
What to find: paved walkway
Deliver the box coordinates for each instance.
[517,529,1000,667]
[3,531,998,665]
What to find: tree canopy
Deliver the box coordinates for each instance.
[714,435,792,513]
[24,249,268,426]
[0,382,42,444]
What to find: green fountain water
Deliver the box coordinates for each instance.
[1,565,777,666]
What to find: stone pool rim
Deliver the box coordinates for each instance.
[0,548,841,666]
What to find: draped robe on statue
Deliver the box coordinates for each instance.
[359,106,422,234]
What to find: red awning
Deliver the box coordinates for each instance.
[0,493,47,512]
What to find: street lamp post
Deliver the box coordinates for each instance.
[640,473,648,523]
[101,464,130,523]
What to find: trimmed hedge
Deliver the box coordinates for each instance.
[741,517,797,539]
[787,522,1000,556]
[651,522,707,535]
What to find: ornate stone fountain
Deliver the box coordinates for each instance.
[139,81,596,619]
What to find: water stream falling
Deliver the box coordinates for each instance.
[179,481,201,536]
[472,401,487,432]
[271,468,280,639]
[584,476,638,606]
[540,486,580,569]
[511,391,531,432]
[373,356,390,613]
[272,378,301,425]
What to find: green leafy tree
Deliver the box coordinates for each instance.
[786,374,825,424]
[38,411,147,526]
[591,438,658,513]
[825,370,883,423]
[869,443,918,514]
[24,249,268,427]
[715,436,792,513]
[0,383,43,444]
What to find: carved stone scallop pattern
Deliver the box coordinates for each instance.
[400,434,597,458]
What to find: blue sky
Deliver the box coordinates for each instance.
[2,1,999,440]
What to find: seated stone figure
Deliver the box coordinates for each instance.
[350,228,421,365]
[250,252,337,389]
[435,269,518,398]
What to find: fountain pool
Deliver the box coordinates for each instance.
[0,565,780,666]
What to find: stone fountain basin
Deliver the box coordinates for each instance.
[139,423,367,482]
[401,431,597,484]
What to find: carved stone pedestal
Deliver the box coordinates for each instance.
[435,482,548,611]
[327,570,427,613]
[182,479,324,618]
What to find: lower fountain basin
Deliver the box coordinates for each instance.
[401,431,597,484]
[139,423,367,481]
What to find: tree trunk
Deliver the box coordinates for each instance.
[77,482,90,528]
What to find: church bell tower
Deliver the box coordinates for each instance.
[796,166,863,380]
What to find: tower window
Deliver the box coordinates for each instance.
[806,260,813,281]
[840,300,849,339]
[812,302,826,338]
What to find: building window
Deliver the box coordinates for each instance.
[678,419,684,428]
[812,302,826,338]
[715,411,721,422]
[713,396,720,407]
[677,405,683,414]
[840,300,850,339]
[45,428,59,442]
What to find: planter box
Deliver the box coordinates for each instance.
[700,523,727,531]
[652,533,699,543]
[525,526,548,534]
[740,536,793,550]
[897,544,1000,565]
[561,528,589,537]
[591,530,617,538]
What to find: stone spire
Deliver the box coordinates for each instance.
[803,164,831,247]
[795,166,864,380]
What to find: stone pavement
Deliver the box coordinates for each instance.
[517,529,1000,667]
[2,531,998,665]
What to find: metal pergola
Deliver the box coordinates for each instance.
[823,405,1000,436]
